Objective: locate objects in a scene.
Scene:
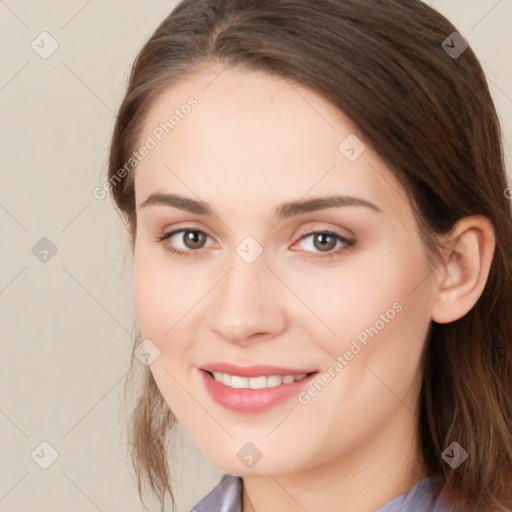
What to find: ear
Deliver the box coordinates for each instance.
[430,215,496,324]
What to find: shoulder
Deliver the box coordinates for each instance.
[190,473,243,512]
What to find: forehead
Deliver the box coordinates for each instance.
[134,65,407,220]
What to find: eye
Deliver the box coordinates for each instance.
[155,229,213,258]
[292,230,355,259]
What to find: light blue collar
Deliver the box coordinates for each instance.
[191,473,447,512]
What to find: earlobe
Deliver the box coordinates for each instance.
[430,216,496,324]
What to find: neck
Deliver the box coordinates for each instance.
[241,404,428,512]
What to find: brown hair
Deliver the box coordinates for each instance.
[109,1,512,510]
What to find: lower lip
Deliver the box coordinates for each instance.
[199,369,318,414]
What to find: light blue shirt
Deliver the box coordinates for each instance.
[191,473,448,511]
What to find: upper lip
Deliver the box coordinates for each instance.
[200,362,318,377]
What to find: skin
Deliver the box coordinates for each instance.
[131,64,495,512]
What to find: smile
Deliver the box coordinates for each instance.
[208,371,309,389]
[199,367,319,413]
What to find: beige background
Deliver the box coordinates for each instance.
[0,1,511,511]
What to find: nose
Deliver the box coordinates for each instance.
[205,250,288,346]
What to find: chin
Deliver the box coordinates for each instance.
[201,448,296,477]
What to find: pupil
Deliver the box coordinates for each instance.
[315,233,335,252]
[185,231,205,249]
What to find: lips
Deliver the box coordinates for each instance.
[198,362,319,413]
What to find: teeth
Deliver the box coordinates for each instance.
[211,371,308,389]
[248,375,266,389]
[266,375,282,388]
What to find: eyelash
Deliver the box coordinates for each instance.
[154,228,356,260]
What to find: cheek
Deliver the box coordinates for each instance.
[132,244,198,340]
[326,246,432,398]
[132,251,197,416]
[132,250,188,404]
[309,242,432,401]
[294,242,431,348]
[288,264,432,462]
[132,244,208,384]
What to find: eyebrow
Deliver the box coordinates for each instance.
[138,192,382,218]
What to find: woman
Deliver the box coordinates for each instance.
[108,0,512,510]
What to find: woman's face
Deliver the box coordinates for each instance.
[132,65,438,477]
